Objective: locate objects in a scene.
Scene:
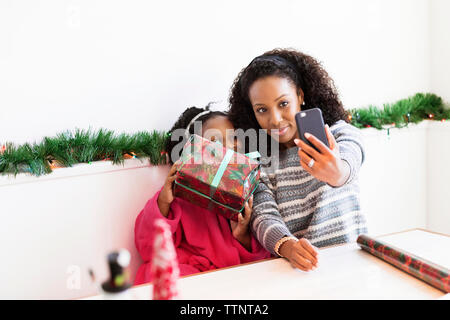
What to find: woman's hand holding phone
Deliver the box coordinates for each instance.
[294,125,350,187]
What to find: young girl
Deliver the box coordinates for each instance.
[228,48,368,272]
[134,106,271,285]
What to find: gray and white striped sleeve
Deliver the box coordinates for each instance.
[250,181,294,256]
[331,120,365,186]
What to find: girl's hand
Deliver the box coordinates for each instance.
[157,160,180,217]
[278,238,319,271]
[230,195,253,251]
[294,125,350,187]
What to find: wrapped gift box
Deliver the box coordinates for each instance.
[173,134,260,221]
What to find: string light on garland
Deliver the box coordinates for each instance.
[123,152,139,160]
[403,113,411,124]
[49,160,60,170]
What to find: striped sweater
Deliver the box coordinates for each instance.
[251,120,368,255]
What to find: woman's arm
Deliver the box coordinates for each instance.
[251,179,318,271]
[332,120,365,186]
[250,181,294,256]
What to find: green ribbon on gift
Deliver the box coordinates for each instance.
[210,149,234,194]
[244,151,261,159]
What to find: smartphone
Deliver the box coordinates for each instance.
[295,108,329,152]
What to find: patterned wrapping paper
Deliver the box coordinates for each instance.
[173,134,260,221]
[151,219,179,300]
[357,234,450,293]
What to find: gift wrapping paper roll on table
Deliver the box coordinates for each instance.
[357,234,450,293]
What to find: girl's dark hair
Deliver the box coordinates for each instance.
[165,103,228,164]
[228,48,349,134]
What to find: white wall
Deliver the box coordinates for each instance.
[0,0,431,145]
[426,122,450,235]
[359,124,428,236]
[428,0,450,238]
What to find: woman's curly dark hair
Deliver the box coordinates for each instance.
[165,103,227,164]
[228,48,349,135]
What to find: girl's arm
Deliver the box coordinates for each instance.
[157,162,179,217]
[230,195,253,251]
[231,231,272,261]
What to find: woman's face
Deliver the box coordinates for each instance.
[248,76,304,148]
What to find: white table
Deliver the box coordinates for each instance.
[84,229,450,300]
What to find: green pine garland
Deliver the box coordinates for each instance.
[1,93,449,177]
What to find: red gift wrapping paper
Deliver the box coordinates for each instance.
[357,234,450,293]
[173,134,260,221]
